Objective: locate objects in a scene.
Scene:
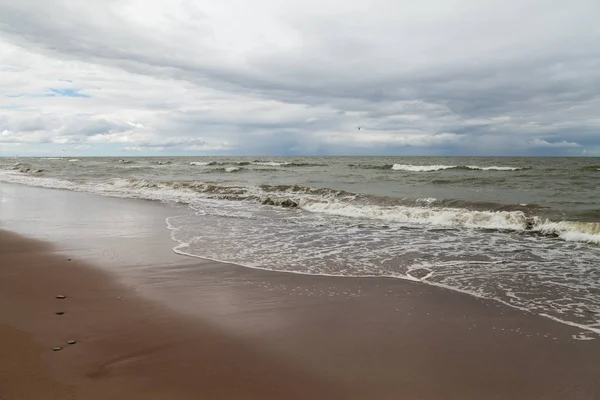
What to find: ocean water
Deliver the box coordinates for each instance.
[1,156,599,335]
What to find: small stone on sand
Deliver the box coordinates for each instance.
[52,347,62,351]
[67,258,72,261]
[67,340,76,345]
[55,311,64,315]
[56,295,66,299]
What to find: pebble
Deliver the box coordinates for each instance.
[67,340,77,345]
[52,347,62,351]
[55,311,64,315]
[67,259,72,261]
[56,295,66,299]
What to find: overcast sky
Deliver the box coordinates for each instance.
[1,0,599,156]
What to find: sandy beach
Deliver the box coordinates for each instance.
[1,183,599,399]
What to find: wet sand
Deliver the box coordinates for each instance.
[1,183,600,399]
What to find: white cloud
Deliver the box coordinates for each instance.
[528,138,582,148]
[122,146,165,152]
[0,0,599,155]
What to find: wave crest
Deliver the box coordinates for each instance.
[352,163,526,172]
[1,171,597,245]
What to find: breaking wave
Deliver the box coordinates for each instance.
[1,170,598,245]
[299,201,600,244]
[190,161,217,166]
[352,163,526,172]
[189,160,324,168]
[250,160,325,167]
[463,165,525,171]
[392,164,456,172]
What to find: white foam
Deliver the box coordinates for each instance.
[390,164,523,172]
[391,164,455,172]
[535,220,600,244]
[466,165,521,171]
[225,167,240,172]
[190,161,213,166]
[68,159,79,162]
[252,161,289,167]
[416,197,438,205]
[300,200,528,231]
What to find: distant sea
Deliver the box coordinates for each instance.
[2,156,599,335]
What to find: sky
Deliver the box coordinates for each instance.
[1,0,599,157]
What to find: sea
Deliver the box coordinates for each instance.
[1,156,599,336]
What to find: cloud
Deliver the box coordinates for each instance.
[184,143,230,151]
[0,0,599,156]
[318,131,466,147]
[528,138,582,148]
[122,146,165,152]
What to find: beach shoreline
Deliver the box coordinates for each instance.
[1,183,600,399]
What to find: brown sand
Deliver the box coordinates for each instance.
[1,227,600,399]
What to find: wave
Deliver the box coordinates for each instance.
[10,163,43,174]
[463,165,524,171]
[349,163,394,170]
[190,161,217,166]
[392,164,456,172]
[197,167,245,173]
[581,165,600,172]
[352,163,526,172]
[252,161,288,167]
[258,184,356,199]
[392,164,525,172]
[1,170,597,245]
[189,160,322,168]
[251,160,325,167]
[299,200,600,244]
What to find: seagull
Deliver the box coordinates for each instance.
[358,127,362,130]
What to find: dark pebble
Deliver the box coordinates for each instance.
[55,311,64,315]
[52,347,62,351]
[67,340,77,345]
[56,295,66,299]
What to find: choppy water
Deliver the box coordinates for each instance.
[1,156,599,335]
